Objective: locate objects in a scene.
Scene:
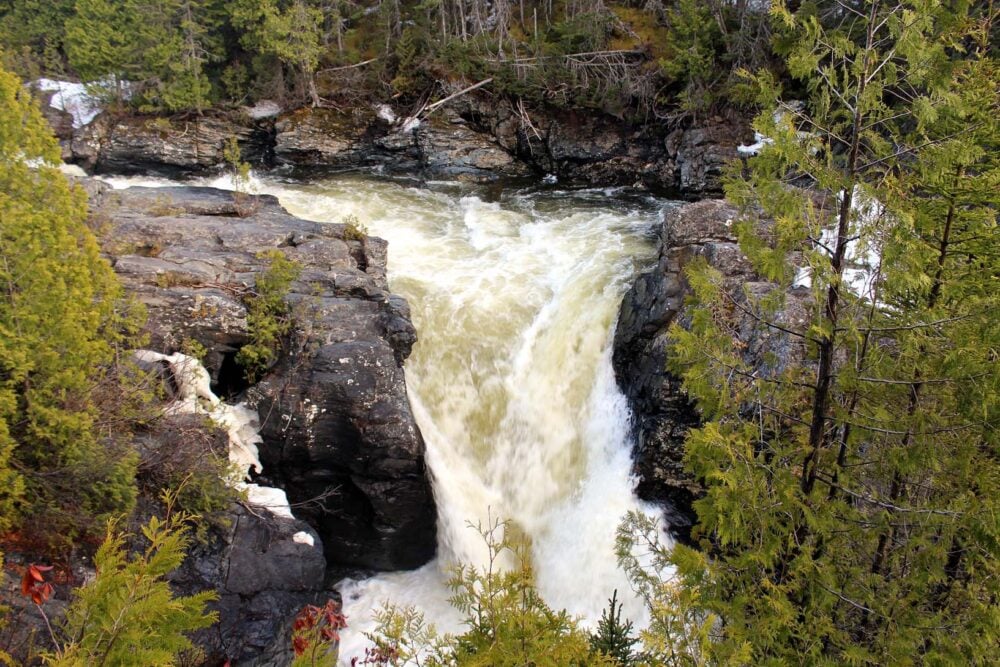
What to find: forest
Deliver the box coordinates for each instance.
[0,0,775,119]
[1,0,999,666]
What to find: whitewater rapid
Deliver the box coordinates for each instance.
[99,171,671,661]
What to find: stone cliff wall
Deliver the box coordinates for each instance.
[47,90,749,196]
[613,200,809,541]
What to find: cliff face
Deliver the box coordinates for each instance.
[87,181,437,574]
[51,93,749,196]
[613,200,809,541]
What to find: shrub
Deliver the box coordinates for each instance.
[235,250,302,382]
[45,499,217,666]
[361,518,613,666]
[0,60,141,550]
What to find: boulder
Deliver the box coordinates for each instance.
[88,181,437,573]
[173,502,328,665]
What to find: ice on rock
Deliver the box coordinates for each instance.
[132,350,301,523]
[35,78,109,128]
[293,531,316,547]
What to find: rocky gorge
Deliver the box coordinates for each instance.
[12,87,758,665]
[79,181,434,664]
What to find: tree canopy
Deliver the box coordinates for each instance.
[0,59,139,547]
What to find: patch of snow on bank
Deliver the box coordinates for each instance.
[793,185,884,300]
[35,79,103,128]
[376,104,396,123]
[738,131,772,156]
[293,531,316,546]
[245,100,281,119]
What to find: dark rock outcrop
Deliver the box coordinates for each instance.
[46,87,749,194]
[174,502,327,666]
[613,200,750,539]
[73,113,274,177]
[87,181,437,573]
[613,199,810,540]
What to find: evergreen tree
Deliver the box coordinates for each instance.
[48,508,217,665]
[588,590,640,666]
[139,0,218,113]
[658,1,1000,663]
[64,0,138,105]
[0,0,75,76]
[230,0,324,106]
[0,61,138,547]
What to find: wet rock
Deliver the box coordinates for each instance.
[274,107,380,167]
[665,121,745,193]
[173,503,328,665]
[44,88,749,195]
[89,181,437,573]
[613,200,750,538]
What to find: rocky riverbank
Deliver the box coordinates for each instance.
[82,180,435,663]
[38,85,749,196]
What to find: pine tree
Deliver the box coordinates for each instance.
[657,1,1000,663]
[230,0,324,106]
[0,61,138,547]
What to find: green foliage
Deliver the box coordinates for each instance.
[362,518,613,666]
[657,1,1000,664]
[46,502,217,666]
[588,590,640,666]
[0,60,139,546]
[63,0,220,112]
[223,136,256,216]
[658,0,722,116]
[135,415,238,541]
[446,519,600,666]
[0,0,74,77]
[63,0,136,106]
[616,512,718,666]
[230,0,324,105]
[342,213,368,242]
[236,249,301,382]
[3,0,779,119]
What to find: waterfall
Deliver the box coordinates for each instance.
[101,173,674,661]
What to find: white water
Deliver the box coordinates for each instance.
[99,171,673,660]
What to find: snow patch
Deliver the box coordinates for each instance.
[244,100,282,119]
[132,350,300,521]
[793,185,884,300]
[401,116,421,132]
[376,104,397,123]
[59,163,88,178]
[240,484,295,520]
[737,131,773,156]
[293,531,316,547]
[34,79,105,128]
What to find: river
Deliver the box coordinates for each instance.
[101,171,672,662]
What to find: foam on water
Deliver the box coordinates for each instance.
[97,171,673,661]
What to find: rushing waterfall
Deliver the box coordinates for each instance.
[101,172,672,661]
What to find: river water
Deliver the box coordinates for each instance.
[101,171,671,661]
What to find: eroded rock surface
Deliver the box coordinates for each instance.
[87,180,437,573]
[47,89,748,194]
